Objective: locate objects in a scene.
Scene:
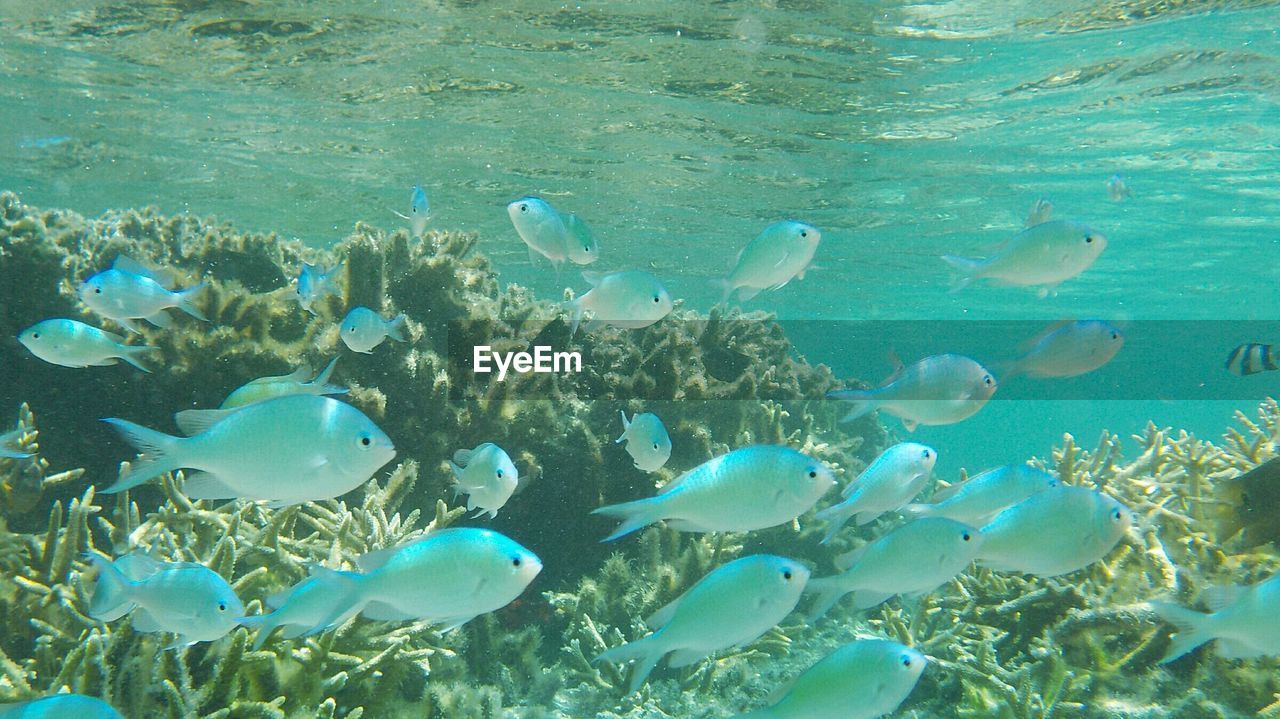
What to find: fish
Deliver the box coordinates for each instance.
[1026,197,1054,226]
[562,212,600,266]
[730,639,926,719]
[508,196,599,276]
[806,517,984,619]
[715,220,821,304]
[1149,571,1280,663]
[78,255,207,332]
[274,528,541,634]
[392,185,431,237]
[592,445,835,542]
[942,219,1107,297]
[595,555,809,693]
[238,567,361,650]
[616,411,672,472]
[295,261,343,315]
[1225,343,1280,377]
[977,485,1131,577]
[564,270,673,336]
[814,442,937,544]
[1107,173,1134,201]
[998,319,1124,379]
[219,358,347,409]
[1210,456,1280,548]
[339,307,408,353]
[0,429,33,460]
[101,394,396,506]
[18,319,157,372]
[449,442,519,518]
[0,694,124,719]
[86,553,243,647]
[828,353,997,431]
[902,464,1058,527]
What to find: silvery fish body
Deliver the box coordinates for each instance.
[340,307,407,353]
[731,639,926,719]
[18,319,156,372]
[1149,571,1280,663]
[404,185,431,237]
[902,464,1058,526]
[220,357,347,409]
[295,261,343,315]
[978,485,1131,577]
[616,411,672,472]
[101,394,396,505]
[596,555,809,692]
[565,270,673,336]
[828,354,996,431]
[815,442,936,543]
[238,567,361,650]
[942,219,1106,297]
[508,197,571,271]
[806,517,983,619]
[0,429,32,459]
[0,695,124,719]
[449,442,519,518]
[78,256,207,332]
[1107,173,1133,201]
[87,554,243,647]
[718,220,821,304]
[593,445,835,542]
[1001,320,1124,379]
[562,212,600,265]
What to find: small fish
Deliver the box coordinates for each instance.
[78,255,207,332]
[0,694,124,719]
[219,358,347,409]
[238,567,361,650]
[18,319,157,372]
[828,354,997,431]
[1149,571,1280,663]
[1225,343,1280,376]
[593,445,835,542]
[902,464,1058,527]
[814,443,936,544]
[507,197,599,275]
[340,307,408,353]
[1107,173,1133,201]
[616,411,672,472]
[563,212,600,266]
[0,429,33,460]
[942,219,1107,297]
[595,555,809,693]
[272,528,541,634]
[295,261,343,315]
[564,271,673,336]
[393,185,431,237]
[730,639,926,719]
[86,553,243,647]
[978,485,1131,577]
[807,517,983,619]
[715,220,821,304]
[998,320,1124,379]
[450,443,519,518]
[1026,197,1054,226]
[101,394,396,506]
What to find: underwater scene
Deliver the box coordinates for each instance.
[1,1,1279,718]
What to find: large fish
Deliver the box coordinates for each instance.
[999,319,1124,379]
[0,695,124,719]
[716,220,821,304]
[87,553,243,647]
[978,485,1131,577]
[18,319,156,372]
[564,270,673,336]
[828,354,997,431]
[78,255,207,332]
[1149,571,1280,663]
[942,218,1106,298]
[219,358,347,409]
[815,442,936,543]
[902,464,1058,527]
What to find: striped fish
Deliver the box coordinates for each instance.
[1226,343,1280,376]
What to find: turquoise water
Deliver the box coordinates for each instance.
[3,1,1280,717]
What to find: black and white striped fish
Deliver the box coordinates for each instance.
[1226,343,1280,376]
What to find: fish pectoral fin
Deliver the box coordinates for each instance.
[145,311,174,329]
[131,608,164,633]
[437,615,478,634]
[182,471,241,501]
[361,601,418,622]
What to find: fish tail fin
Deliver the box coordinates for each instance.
[237,613,283,651]
[119,344,160,373]
[176,283,209,322]
[386,313,408,342]
[804,576,847,622]
[564,298,585,337]
[594,633,665,694]
[941,255,980,293]
[813,502,855,545]
[100,418,187,493]
[825,390,877,423]
[86,554,136,621]
[1149,601,1214,663]
[615,411,630,443]
[899,503,934,520]
[591,495,667,542]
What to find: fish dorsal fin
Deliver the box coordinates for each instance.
[881,349,906,386]
[175,407,241,436]
[1019,319,1075,353]
[582,270,605,287]
[266,587,293,610]
[282,363,314,383]
[1025,197,1053,227]
[929,478,966,504]
[357,546,397,572]
[1203,584,1246,613]
[452,447,476,467]
[833,543,869,572]
[615,410,632,443]
[113,255,178,289]
[659,458,715,495]
[115,552,167,580]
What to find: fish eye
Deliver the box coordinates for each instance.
[358,434,372,448]
[1084,235,1094,244]
[983,375,994,386]
[511,557,522,567]
[799,230,808,238]
[652,443,660,450]
[31,332,39,339]
[783,569,793,580]
[1111,508,1122,521]
[217,602,227,612]
[94,287,102,294]
[496,469,504,478]
[1111,332,1119,340]
[807,469,818,478]
[519,204,529,213]
[962,531,972,542]
[922,449,931,459]
[652,296,660,303]
[901,656,912,668]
